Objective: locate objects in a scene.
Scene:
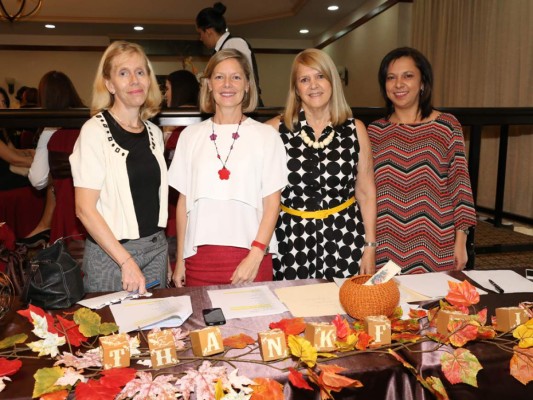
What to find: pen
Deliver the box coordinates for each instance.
[488,279,504,294]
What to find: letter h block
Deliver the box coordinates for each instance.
[304,322,337,352]
[364,315,391,345]
[258,329,288,361]
[147,330,178,369]
[436,310,469,335]
[495,307,529,332]
[190,326,224,357]
[99,333,130,369]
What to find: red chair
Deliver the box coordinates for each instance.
[0,187,45,239]
[47,129,86,243]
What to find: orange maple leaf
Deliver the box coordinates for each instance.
[391,332,422,343]
[269,317,306,336]
[449,321,479,347]
[250,378,284,400]
[510,345,533,385]
[391,319,420,333]
[476,325,497,340]
[288,367,313,390]
[426,331,450,345]
[355,331,373,350]
[409,308,428,319]
[40,390,69,400]
[308,364,363,400]
[445,280,480,308]
[223,334,256,349]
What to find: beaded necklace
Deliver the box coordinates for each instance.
[299,125,335,149]
[210,116,243,180]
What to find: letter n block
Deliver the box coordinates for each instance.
[364,315,391,345]
[258,329,288,361]
[495,307,529,332]
[436,310,468,335]
[304,322,337,352]
[148,330,178,369]
[99,333,130,369]
[190,326,224,356]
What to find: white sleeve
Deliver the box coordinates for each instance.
[69,120,106,190]
[224,38,253,71]
[28,128,57,190]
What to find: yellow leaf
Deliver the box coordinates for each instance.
[99,322,119,336]
[288,335,317,368]
[73,308,102,337]
[33,367,65,398]
[335,333,357,352]
[513,319,533,349]
[0,333,28,350]
[214,378,225,400]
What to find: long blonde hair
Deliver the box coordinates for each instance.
[198,48,258,114]
[283,48,352,131]
[91,41,162,120]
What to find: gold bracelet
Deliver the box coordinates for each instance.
[120,255,133,269]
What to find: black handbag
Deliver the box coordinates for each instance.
[21,239,85,309]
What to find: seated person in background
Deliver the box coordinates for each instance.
[71,41,168,294]
[168,49,287,287]
[20,87,38,108]
[19,71,85,245]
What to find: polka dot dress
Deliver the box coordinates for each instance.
[273,112,366,281]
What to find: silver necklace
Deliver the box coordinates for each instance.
[108,109,143,130]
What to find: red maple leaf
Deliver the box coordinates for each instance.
[391,319,420,333]
[471,308,487,325]
[355,331,373,350]
[75,379,122,400]
[445,280,480,308]
[426,332,450,345]
[55,314,87,347]
[331,314,350,340]
[288,367,313,390]
[476,326,496,340]
[17,305,61,335]
[0,358,22,377]
[449,321,479,347]
[100,367,136,388]
[223,334,256,349]
[250,378,284,400]
[441,348,483,387]
[269,317,306,336]
[391,332,422,343]
[409,308,428,319]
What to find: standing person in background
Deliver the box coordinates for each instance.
[70,41,168,293]
[266,48,376,281]
[168,49,287,287]
[196,2,264,106]
[368,47,476,273]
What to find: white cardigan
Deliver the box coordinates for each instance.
[70,113,168,240]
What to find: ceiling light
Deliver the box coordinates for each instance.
[45,24,55,29]
[0,0,42,22]
[134,26,144,31]
[328,5,339,11]
[299,29,309,34]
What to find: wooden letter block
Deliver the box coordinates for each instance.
[364,315,391,345]
[495,307,529,332]
[190,326,224,356]
[304,322,337,352]
[99,333,130,369]
[148,330,178,369]
[258,329,288,361]
[436,310,469,335]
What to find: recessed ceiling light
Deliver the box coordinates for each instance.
[299,29,309,34]
[134,26,144,31]
[45,24,55,29]
[328,5,339,11]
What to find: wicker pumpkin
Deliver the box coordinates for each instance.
[339,274,400,320]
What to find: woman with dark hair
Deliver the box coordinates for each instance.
[196,2,263,105]
[165,69,199,109]
[368,47,476,273]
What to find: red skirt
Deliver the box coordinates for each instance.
[185,245,273,286]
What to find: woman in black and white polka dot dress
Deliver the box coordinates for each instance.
[267,49,377,281]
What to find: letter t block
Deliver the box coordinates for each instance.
[147,330,178,369]
[99,333,130,370]
[258,329,288,361]
[190,326,224,356]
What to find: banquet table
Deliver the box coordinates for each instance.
[0,275,531,399]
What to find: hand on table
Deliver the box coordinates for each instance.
[231,248,264,284]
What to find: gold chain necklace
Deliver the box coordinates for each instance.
[108,109,143,130]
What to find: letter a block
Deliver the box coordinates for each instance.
[148,330,178,369]
[436,310,469,335]
[495,307,529,332]
[99,333,130,369]
[305,322,337,352]
[258,329,288,361]
[190,326,224,356]
[364,315,391,345]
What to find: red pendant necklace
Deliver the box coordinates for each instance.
[210,116,242,180]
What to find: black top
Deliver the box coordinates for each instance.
[0,132,31,191]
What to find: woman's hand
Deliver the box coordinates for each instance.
[454,232,468,270]
[120,258,146,294]
[359,247,376,275]
[231,248,264,284]
[172,260,186,287]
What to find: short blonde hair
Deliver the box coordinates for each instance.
[199,48,258,114]
[91,41,162,120]
[283,48,352,131]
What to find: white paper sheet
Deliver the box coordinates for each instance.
[464,270,533,293]
[110,296,193,333]
[274,282,346,317]
[77,291,153,309]
[207,285,287,320]
[394,272,487,299]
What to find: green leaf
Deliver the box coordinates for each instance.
[0,333,28,349]
[33,367,65,398]
[441,348,483,387]
[73,308,101,337]
[99,322,119,336]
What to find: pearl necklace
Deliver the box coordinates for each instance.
[108,109,143,130]
[300,129,335,149]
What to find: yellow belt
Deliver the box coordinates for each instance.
[280,196,356,220]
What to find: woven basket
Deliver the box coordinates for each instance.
[339,274,400,320]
